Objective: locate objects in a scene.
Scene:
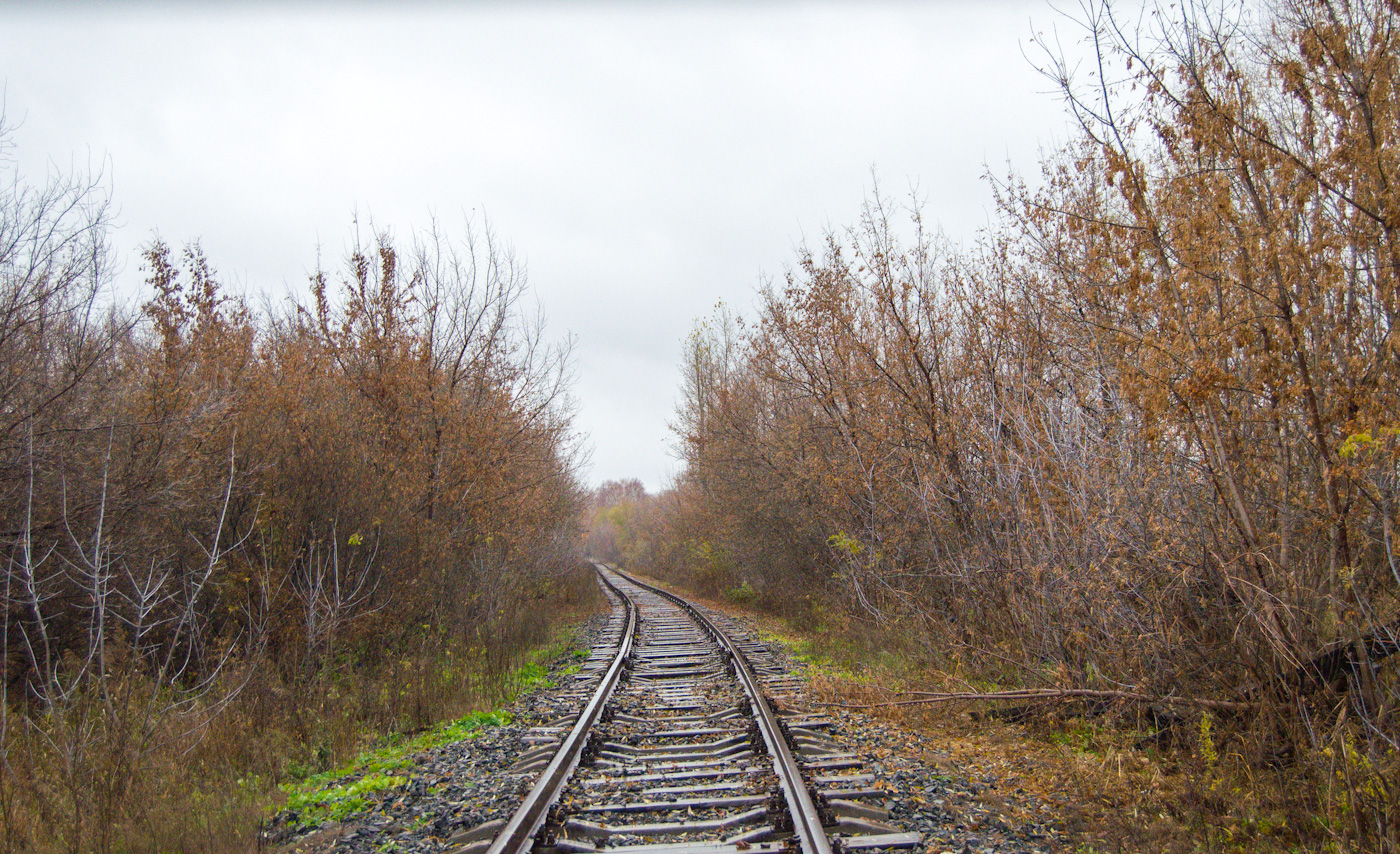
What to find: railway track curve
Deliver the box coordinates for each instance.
[478,565,921,854]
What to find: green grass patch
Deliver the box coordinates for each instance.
[408,709,512,753]
[503,626,596,697]
[283,770,410,824]
[510,661,551,693]
[760,629,873,683]
[279,708,511,823]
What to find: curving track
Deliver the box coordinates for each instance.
[480,566,921,854]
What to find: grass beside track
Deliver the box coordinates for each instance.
[279,709,509,825]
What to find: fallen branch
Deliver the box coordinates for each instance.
[816,620,1400,714]
[815,687,1251,713]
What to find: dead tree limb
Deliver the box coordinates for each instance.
[816,687,1252,713]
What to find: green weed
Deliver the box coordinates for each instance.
[283,771,409,824]
[725,580,758,605]
[278,708,511,825]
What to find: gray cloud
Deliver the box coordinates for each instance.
[2,1,1075,493]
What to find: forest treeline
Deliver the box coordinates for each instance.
[597,0,1400,848]
[0,113,590,850]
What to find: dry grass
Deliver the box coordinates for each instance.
[850,696,1308,854]
[0,583,603,854]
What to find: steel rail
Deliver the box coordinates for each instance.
[608,567,834,854]
[486,567,638,854]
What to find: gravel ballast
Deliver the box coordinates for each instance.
[265,606,1067,854]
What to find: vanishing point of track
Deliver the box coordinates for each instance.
[475,565,921,854]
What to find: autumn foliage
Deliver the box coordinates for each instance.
[0,116,588,850]
[641,1,1400,848]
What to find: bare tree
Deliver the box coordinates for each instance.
[291,520,382,676]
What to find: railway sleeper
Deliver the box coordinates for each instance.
[510,745,563,770]
[794,738,841,752]
[601,746,752,763]
[644,726,738,738]
[783,717,834,729]
[580,766,766,787]
[639,668,723,679]
[560,805,770,838]
[576,794,768,815]
[601,736,748,756]
[831,832,924,851]
[635,668,723,680]
[811,774,873,786]
[832,816,903,836]
[791,741,841,757]
[802,756,862,771]
[815,787,884,801]
[787,727,837,742]
[637,652,714,663]
[638,781,754,797]
[542,836,796,854]
[595,747,747,765]
[636,652,716,664]
[596,752,758,772]
[625,708,744,726]
[826,799,889,821]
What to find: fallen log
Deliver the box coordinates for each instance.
[821,618,1400,714]
[816,687,1251,713]
[816,616,1400,736]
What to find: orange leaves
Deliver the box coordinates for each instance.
[659,15,1400,829]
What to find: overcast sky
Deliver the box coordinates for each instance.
[2,1,1078,493]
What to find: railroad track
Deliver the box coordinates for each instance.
[473,565,921,854]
